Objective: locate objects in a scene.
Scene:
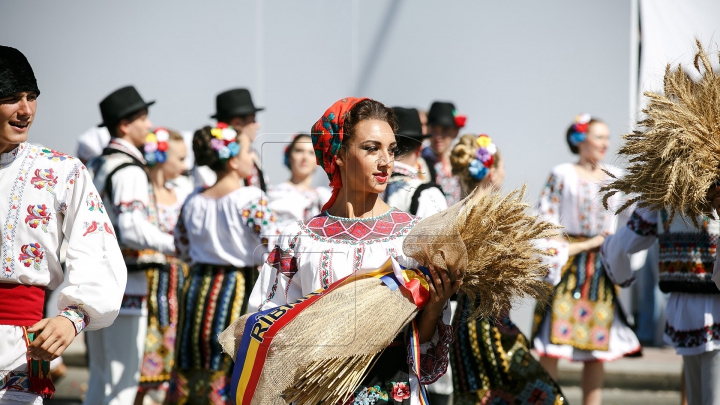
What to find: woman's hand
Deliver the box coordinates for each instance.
[567,234,606,256]
[584,234,606,252]
[417,265,462,343]
[424,265,462,316]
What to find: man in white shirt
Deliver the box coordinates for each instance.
[85,86,175,405]
[0,46,126,405]
[383,107,447,218]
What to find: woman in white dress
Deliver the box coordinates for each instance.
[267,134,330,223]
[167,124,279,404]
[136,128,190,402]
[249,98,459,404]
[532,114,641,405]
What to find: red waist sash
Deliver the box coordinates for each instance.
[0,284,45,326]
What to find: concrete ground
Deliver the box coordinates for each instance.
[46,334,684,405]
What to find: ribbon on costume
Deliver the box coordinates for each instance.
[230,258,431,405]
[310,97,369,212]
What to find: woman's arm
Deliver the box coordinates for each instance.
[418,265,461,343]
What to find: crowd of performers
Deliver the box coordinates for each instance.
[2,42,720,405]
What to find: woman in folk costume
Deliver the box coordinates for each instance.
[266,134,331,223]
[600,41,720,405]
[249,98,459,404]
[448,134,566,405]
[532,114,641,405]
[166,124,279,404]
[0,46,126,404]
[136,129,190,402]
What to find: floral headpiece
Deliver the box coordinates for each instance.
[210,122,240,161]
[468,134,497,181]
[144,128,170,166]
[569,113,591,146]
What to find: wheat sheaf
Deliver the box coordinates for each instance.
[601,39,720,227]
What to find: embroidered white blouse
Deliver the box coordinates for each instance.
[0,143,126,402]
[248,207,453,395]
[175,186,279,267]
[266,181,331,223]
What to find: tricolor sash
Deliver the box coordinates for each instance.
[231,258,431,404]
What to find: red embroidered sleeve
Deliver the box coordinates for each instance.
[266,245,298,278]
[407,312,454,384]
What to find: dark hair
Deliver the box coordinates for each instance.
[109,109,148,138]
[341,99,398,152]
[565,117,603,154]
[193,126,232,172]
[284,134,311,169]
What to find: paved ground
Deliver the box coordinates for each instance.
[46,334,685,404]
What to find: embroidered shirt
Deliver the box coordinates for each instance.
[249,207,453,385]
[0,143,126,401]
[87,138,174,314]
[537,162,626,284]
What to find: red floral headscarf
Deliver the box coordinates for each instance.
[311,97,368,212]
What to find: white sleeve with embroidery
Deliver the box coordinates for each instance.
[240,193,281,264]
[536,171,569,285]
[601,207,658,288]
[57,164,127,333]
[535,238,569,286]
[111,166,174,255]
[248,231,303,312]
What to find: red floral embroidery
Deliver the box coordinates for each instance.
[267,245,298,278]
[19,243,44,270]
[25,204,51,232]
[30,168,57,193]
[390,382,411,402]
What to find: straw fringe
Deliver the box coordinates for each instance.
[601,39,720,227]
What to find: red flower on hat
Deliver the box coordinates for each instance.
[454,114,467,128]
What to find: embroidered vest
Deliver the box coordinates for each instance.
[658,210,720,294]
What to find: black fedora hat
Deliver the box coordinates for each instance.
[98,85,155,127]
[0,46,40,99]
[211,88,264,120]
[392,107,429,140]
[427,101,464,128]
